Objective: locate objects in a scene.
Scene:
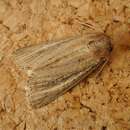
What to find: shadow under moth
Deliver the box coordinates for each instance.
[12,33,112,109]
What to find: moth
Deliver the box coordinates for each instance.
[12,33,112,108]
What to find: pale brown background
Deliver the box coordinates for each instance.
[0,0,130,130]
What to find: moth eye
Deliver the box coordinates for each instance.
[88,41,94,45]
[88,41,96,48]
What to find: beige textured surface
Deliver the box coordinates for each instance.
[0,0,130,130]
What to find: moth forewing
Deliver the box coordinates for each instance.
[12,33,112,108]
[12,37,78,71]
[27,59,106,108]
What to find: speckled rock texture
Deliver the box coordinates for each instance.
[0,0,130,130]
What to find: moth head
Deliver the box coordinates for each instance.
[88,33,113,60]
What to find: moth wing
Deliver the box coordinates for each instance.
[27,60,100,108]
[12,37,77,71]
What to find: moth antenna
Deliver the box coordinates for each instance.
[75,18,103,32]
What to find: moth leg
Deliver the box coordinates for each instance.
[95,58,109,78]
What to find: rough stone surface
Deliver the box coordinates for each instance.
[0,0,130,130]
